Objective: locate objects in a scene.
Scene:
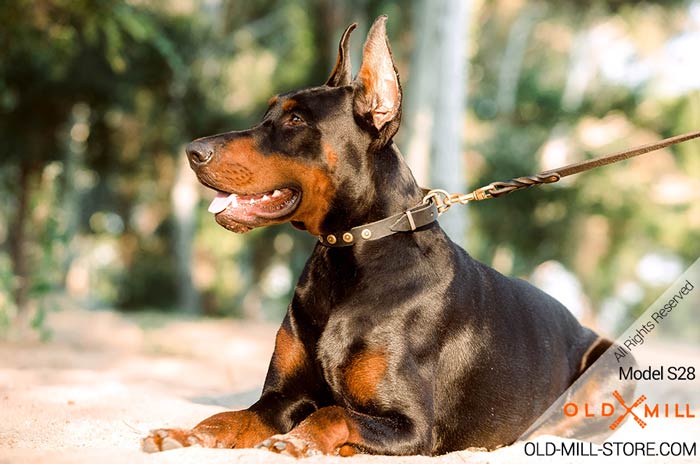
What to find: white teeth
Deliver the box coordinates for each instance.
[207,192,242,214]
[272,190,282,198]
[262,194,270,201]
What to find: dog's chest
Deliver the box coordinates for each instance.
[316,314,354,389]
[315,312,387,406]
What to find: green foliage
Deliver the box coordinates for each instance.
[467,0,699,332]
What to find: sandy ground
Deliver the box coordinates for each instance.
[0,307,693,464]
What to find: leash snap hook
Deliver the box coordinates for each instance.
[422,189,452,215]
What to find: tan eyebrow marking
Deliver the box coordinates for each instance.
[282,99,298,112]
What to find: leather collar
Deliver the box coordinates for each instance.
[318,200,439,247]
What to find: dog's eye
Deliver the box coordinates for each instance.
[285,114,305,126]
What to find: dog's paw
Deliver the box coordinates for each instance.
[143,411,278,452]
[142,428,201,453]
[254,434,323,458]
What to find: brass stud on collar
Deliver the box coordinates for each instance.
[342,232,354,243]
[361,229,372,239]
[327,234,337,245]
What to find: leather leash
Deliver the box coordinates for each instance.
[423,130,700,214]
[319,130,700,248]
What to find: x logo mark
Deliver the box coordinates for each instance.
[609,390,647,430]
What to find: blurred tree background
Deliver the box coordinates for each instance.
[1,0,698,338]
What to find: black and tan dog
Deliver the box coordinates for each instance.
[143,16,611,457]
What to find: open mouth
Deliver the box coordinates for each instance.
[207,187,301,232]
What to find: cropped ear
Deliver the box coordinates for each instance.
[326,23,357,87]
[353,16,401,133]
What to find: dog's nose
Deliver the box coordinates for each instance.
[186,140,214,165]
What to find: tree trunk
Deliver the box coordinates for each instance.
[404,0,470,245]
[496,4,544,116]
[403,0,436,187]
[60,105,89,294]
[10,161,33,314]
[171,154,200,314]
[315,0,367,80]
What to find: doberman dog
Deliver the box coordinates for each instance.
[143,16,612,457]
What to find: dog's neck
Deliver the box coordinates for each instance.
[369,142,425,218]
[298,143,451,316]
[319,142,425,235]
[302,144,448,312]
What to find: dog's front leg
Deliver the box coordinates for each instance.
[256,405,431,457]
[143,312,325,452]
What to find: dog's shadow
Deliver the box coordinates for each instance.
[189,386,263,409]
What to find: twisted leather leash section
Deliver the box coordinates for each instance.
[319,130,700,247]
[424,130,700,214]
[319,201,438,247]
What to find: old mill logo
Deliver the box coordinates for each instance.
[563,390,695,430]
[610,391,647,430]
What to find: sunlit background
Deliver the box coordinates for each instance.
[1,0,699,340]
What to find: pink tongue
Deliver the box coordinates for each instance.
[208,192,233,214]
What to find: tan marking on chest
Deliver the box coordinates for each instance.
[343,349,388,405]
[273,325,307,378]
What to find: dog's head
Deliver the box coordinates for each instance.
[186,16,406,235]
